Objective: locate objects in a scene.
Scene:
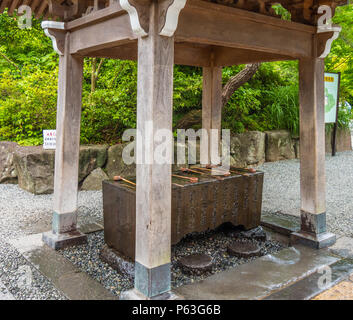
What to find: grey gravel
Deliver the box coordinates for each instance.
[0,185,103,239]
[0,185,102,300]
[259,150,353,237]
[0,241,66,300]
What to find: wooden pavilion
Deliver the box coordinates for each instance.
[0,0,346,299]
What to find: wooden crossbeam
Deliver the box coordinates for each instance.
[62,0,317,59]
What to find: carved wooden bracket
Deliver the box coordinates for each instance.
[316,25,341,58]
[120,0,186,37]
[42,21,67,56]
[119,0,150,37]
[159,0,187,37]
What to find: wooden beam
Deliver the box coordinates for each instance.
[8,0,20,15]
[86,41,211,67]
[59,0,318,59]
[66,2,124,30]
[0,0,11,13]
[86,40,295,67]
[175,0,315,58]
[213,46,294,66]
[69,11,134,55]
[35,1,47,19]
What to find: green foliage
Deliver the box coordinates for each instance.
[0,66,58,145]
[327,4,353,105]
[222,61,299,134]
[0,6,352,145]
[261,85,300,136]
[173,66,202,112]
[80,59,138,144]
[271,4,291,21]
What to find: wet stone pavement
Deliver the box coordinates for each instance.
[60,227,284,297]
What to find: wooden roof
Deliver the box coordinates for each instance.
[0,0,348,24]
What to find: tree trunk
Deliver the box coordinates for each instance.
[174,63,261,130]
[90,57,105,94]
[222,63,261,107]
[91,58,97,93]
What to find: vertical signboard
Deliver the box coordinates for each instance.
[324,72,341,156]
[324,72,340,123]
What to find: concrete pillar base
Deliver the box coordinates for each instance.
[42,230,87,250]
[120,289,183,300]
[290,231,336,249]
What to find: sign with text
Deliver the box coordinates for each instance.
[43,130,56,150]
[324,72,340,123]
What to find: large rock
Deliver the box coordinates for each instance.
[326,128,352,154]
[230,131,266,167]
[14,146,55,194]
[81,167,108,191]
[106,143,136,179]
[0,141,18,184]
[174,109,202,130]
[79,145,108,182]
[265,130,295,162]
[292,137,300,159]
[13,144,108,194]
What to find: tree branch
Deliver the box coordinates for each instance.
[222,63,261,107]
[0,51,22,75]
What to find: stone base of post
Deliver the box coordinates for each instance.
[42,211,87,250]
[120,289,182,300]
[290,211,336,249]
[42,229,87,250]
[290,231,336,249]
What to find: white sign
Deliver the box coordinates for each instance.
[43,130,56,150]
[324,72,340,123]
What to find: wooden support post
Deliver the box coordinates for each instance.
[133,3,174,299]
[291,57,336,248]
[202,65,223,165]
[42,31,87,250]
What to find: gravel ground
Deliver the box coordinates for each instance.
[60,228,283,297]
[259,150,353,237]
[0,186,102,300]
[0,185,103,240]
[0,241,65,300]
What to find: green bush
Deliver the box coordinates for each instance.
[0,66,58,145]
[261,85,300,136]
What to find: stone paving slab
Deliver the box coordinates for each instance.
[261,212,300,236]
[264,258,353,300]
[174,245,339,300]
[9,233,117,300]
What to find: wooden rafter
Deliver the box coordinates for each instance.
[0,0,347,24]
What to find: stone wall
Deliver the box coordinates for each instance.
[0,128,351,193]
